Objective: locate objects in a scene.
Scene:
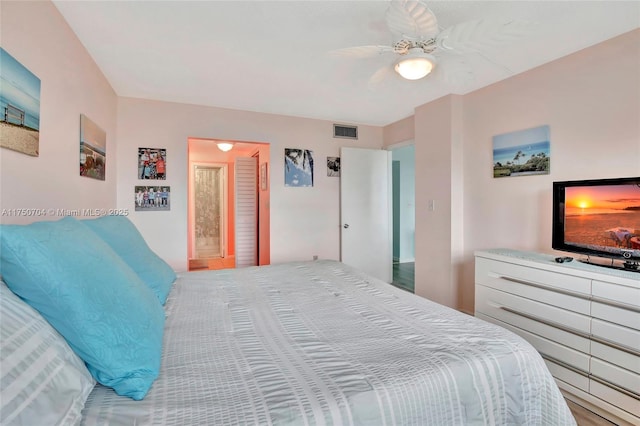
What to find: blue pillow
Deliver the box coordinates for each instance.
[82,216,176,304]
[0,216,164,400]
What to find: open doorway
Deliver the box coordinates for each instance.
[187,137,270,271]
[389,142,415,292]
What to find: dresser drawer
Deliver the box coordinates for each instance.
[591,340,640,375]
[544,359,589,392]
[476,285,590,335]
[476,285,590,352]
[477,313,590,373]
[591,318,640,355]
[475,250,640,423]
[475,257,591,296]
[592,279,640,309]
[590,379,640,417]
[591,301,640,331]
[591,358,640,396]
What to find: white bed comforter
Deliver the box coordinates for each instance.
[81,260,575,425]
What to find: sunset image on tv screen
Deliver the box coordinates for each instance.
[565,184,640,251]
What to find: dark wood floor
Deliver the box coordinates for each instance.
[392,261,414,293]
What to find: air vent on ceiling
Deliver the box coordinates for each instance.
[333,124,358,140]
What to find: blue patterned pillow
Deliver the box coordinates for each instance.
[0,216,164,400]
[82,216,176,304]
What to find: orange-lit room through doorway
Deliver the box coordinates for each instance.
[187,137,270,271]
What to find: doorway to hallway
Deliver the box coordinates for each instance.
[389,142,415,293]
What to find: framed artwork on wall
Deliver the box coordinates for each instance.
[285,148,314,187]
[327,156,340,177]
[493,125,550,178]
[79,114,106,180]
[0,48,41,157]
[135,186,170,211]
[138,147,167,180]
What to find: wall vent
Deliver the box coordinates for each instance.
[333,124,358,140]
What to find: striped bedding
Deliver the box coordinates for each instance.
[81,260,576,425]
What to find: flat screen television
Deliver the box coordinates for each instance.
[552,177,640,272]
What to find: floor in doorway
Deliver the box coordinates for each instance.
[392,261,414,293]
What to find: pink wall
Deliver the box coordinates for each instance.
[0,1,118,224]
[383,115,414,146]
[116,97,383,271]
[6,2,636,313]
[458,29,640,312]
[385,29,640,313]
[412,95,464,307]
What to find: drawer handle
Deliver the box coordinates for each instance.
[498,305,591,339]
[591,296,640,314]
[498,275,640,312]
[541,354,589,377]
[590,335,640,358]
[497,275,591,301]
[590,375,640,400]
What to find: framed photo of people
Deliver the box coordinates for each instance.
[138,147,167,180]
[134,186,170,211]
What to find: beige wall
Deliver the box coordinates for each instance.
[385,29,640,313]
[0,1,118,223]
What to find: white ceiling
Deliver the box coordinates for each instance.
[53,1,640,127]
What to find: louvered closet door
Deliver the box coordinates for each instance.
[235,156,258,268]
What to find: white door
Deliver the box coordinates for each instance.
[235,156,258,268]
[340,147,392,283]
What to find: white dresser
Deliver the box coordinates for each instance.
[475,249,640,425]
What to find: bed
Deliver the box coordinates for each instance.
[0,216,576,425]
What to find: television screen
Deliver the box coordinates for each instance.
[553,177,640,265]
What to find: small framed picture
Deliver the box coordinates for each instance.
[135,186,170,211]
[138,147,167,180]
[80,114,106,180]
[327,156,340,177]
[260,162,268,191]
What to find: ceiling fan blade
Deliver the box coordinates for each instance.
[436,19,535,54]
[368,64,397,89]
[385,0,439,40]
[431,53,475,88]
[328,45,394,59]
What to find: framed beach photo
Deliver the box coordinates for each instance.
[0,48,41,156]
[80,114,106,180]
[493,125,550,178]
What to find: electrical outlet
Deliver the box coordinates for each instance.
[313,255,318,260]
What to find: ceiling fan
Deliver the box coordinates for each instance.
[331,0,531,84]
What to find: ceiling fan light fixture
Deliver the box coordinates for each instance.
[394,49,436,80]
[217,142,234,152]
